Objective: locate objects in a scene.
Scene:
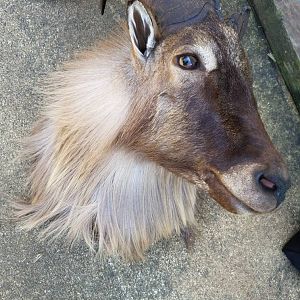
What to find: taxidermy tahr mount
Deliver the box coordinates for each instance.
[15,0,290,260]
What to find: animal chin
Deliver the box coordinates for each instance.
[201,170,260,214]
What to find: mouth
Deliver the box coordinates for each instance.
[200,170,274,214]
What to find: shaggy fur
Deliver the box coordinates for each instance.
[15,24,197,260]
[15,1,289,260]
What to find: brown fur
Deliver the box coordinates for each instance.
[15,3,289,260]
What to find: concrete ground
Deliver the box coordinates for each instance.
[1,0,300,299]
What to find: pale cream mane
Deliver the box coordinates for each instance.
[16,25,197,260]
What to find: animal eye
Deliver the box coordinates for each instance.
[177,54,198,70]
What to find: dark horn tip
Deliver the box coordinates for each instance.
[100,0,107,15]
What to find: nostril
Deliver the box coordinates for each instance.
[259,175,277,192]
[256,171,290,207]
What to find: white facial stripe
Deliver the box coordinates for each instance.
[198,45,217,72]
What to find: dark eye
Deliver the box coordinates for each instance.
[177,54,198,70]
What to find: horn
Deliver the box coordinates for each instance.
[141,0,223,34]
[101,0,223,32]
[100,0,107,15]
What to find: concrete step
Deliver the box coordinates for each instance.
[250,0,300,112]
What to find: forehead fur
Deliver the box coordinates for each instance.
[158,20,245,70]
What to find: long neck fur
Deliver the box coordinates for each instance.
[16,24,197,260]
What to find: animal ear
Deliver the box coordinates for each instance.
[127,1,159,59]
[227,6,251,39]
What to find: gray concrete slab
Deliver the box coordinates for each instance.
[1,0,300,299]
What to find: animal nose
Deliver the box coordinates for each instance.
[256,170,291,207]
